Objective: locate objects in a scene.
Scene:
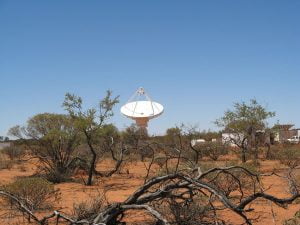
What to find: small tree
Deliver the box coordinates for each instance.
[1,146,24,161]
[201,141,228,161]
[278,146,300,169]
[122,124,149,160]
[215,99,275,162]
[8,113,81,182]
[2,177,58,211]
[63,90,119,185]
[164,125,205,165]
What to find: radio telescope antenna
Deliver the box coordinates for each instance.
[120,87,164,129]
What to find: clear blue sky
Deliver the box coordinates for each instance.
[0,1,299,136]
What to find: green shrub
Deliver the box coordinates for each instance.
[2,177,59,211]
[278,147,300,168]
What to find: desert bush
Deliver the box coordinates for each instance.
[72,194,106,221]
[278,147,300,168]
[199,161,219,171]
[2,177,59,211]
[201,141,229,161]
[155,159,194,177]
[204,160,260,198]
[0,154,13,170]
[224,158,260,174]
[264,144,282,160]
[156,165,176,177]
[154,156,167,169]
[121,124,150,161]
[42,168,74,183]
[8,113,83,183]
[154,196,221,225]
[168,201,210,225]
[155,159,218,178]
[241,160,260,173]
[1,146,24,161]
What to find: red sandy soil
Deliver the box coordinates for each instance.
[0,158,299,225]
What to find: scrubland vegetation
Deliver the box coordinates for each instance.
[0,93,300,225]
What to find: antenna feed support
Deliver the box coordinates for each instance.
[137,87,145,95]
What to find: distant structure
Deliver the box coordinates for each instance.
[222,133,244,147]
[120,87,164,130]
[191,139,206,147]
[221,124,300,146]
[272,124,300,143]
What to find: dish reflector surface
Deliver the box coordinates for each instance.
[120,87,164,128]
[121,101,164,118]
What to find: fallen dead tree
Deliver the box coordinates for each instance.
[0,165,299,225]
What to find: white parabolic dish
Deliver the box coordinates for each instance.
[120,87,164,128]
[121,101,164,119]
